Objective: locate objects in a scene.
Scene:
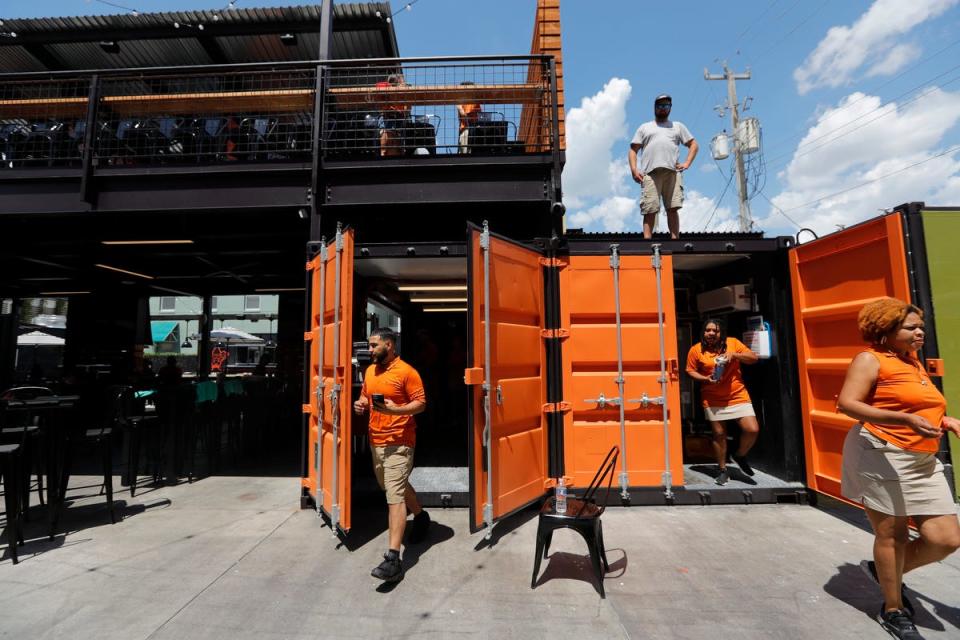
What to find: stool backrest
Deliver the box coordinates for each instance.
[574,445,619,518]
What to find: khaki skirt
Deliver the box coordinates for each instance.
[841,424,956,516]
[704,402,755,422]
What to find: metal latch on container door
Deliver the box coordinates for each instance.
[628,392,664,408]
[584,392,620,409]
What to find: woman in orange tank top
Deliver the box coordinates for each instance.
[685,318,760,486]
[837,297,960,637]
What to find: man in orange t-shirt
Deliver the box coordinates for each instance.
[353,327,428,582]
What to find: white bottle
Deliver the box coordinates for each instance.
[555,477,567,514]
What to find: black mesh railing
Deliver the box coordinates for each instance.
[321,58,555,158]
[1,77,91,167]
[0,55,557,169]
[94,69,316,165]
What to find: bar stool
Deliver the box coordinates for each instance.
[0,443,26,564]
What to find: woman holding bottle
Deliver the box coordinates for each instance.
[686,318,760,485]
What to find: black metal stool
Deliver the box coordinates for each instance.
[0,443,26,564]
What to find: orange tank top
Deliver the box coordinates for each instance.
[861,347,945,453]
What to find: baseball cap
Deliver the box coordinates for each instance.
[654,93,672,105]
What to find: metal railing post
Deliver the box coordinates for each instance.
[80,74,100,204]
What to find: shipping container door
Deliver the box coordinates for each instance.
[467,223,548,532]
[305,226,355,533]
[559,249,683,494]
[788,214,910,500]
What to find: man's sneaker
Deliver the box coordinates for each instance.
[732,454,755,476]
[371,551,404,582]
[715,469,730,486]
[407,510,431,544]
[861,560,914,617]
[877,607,923,640]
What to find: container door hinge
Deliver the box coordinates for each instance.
[540,328,570,340]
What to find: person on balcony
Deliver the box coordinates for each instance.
[353,327,431,583]
[457,81,482,154]
[628,93,698,239]
[375,74,410,157]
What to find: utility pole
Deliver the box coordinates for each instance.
[705,63,752,232]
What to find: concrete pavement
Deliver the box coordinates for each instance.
[1,474,958,639]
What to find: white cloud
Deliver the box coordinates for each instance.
[793,0,957,94]
[865,43,921,78]
[759,87,960,235]
[568,196,637,232]
[682,189,738,233]
[563,78,632,205]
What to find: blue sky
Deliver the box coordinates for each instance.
[5,0,960,237]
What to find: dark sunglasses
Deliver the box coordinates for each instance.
[655,102,672,109]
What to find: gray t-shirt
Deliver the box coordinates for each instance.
[630,120,694,174]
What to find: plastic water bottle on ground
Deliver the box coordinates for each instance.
[555,477,567,514]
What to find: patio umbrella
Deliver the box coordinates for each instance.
[17,330,65,346]
[210,326,264,344]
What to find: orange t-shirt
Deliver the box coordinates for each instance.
[860,347,945,453]
[686,337,753,408]
[361,357,425,447]
[458,103,481,131]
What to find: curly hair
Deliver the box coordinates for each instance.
[857,297,922,345]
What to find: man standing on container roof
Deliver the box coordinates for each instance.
[628,94,699,239]
[353,327,430,583]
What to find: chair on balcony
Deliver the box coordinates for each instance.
[531,445,619,598]
[401,114,438,156]
[467,112,511,156]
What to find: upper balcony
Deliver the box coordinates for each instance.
[0,54,561,214]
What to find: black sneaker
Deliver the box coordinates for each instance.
[371,551,404,582]
[715,469,730,486]
[732,454,755,476]
[407,510,431,544]
[861,560,914,617]
[877,607,923,639]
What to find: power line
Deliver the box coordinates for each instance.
[702,170,735,231]
[768,69,960,169]
[763,35,960,154]
[777,144,960,214]
[747,0,829,66]
[759,192,803,231]
[766,62,960,166]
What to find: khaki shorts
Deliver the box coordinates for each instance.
[640,168,683,216]
[841,424,956,517]
[371,445,415,504]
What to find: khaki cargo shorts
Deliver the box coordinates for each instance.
[640,168,683,216]
[371,445,415,504]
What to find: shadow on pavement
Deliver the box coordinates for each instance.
[823,561,960,633]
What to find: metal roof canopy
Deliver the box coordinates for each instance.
[0,3,399,73]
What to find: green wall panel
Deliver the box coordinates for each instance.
[922,209,960,499]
